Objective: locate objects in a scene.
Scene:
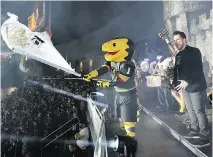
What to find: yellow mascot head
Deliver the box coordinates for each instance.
[102,37,135,62]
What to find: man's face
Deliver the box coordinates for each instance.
[173,34,186,51]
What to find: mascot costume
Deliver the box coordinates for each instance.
[83,37,140,138]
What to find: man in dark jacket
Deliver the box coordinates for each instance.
[173,31,210,147]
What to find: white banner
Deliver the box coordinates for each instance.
[1,13,81,77]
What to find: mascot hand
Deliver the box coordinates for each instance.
[83,70,98,82]
[97,81,111,88]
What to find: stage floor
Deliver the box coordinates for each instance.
[102,83,212,157]
[106,108,196,157]
[135,112,195,157]
[139,98,212,157]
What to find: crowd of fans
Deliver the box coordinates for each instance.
[1,73,96,157]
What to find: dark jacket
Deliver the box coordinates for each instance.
[173,45,207,93]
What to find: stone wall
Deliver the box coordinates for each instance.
[163,1,211,20]
[189,9,212,91]
[189,9,212,66]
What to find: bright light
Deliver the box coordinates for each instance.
[107,139,117,150]
[19,60,30,72]
[8,87,17,94]
[90,59,93,67]
[113,136,119,151]
[80,61,83,72]
[80,61,83,69]
[111,135,137,156]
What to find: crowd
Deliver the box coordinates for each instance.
[1,73,96,157]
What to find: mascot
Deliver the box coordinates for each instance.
[83,37,139,138]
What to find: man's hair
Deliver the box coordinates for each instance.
[173,31,186,39]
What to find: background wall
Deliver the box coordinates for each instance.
[164,1,212,66]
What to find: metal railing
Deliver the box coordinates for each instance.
[87,94,108,157]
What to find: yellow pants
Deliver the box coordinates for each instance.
[122,122,136,137]
[120,108,139,137]
[119,98,140,137]
[171,90,185,113]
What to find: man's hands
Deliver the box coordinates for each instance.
[175,80,188,91]
[97,81,111,88]
[83,70,98,82]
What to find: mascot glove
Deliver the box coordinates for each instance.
[97,81,111,88]
[83,70,98,82]
[83,74,92,82]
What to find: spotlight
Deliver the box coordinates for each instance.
[113,135,137,157]
[19,60,31,72]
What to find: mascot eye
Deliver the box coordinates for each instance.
[113,43,116,47]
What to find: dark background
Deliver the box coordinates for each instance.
[1,1,137,45]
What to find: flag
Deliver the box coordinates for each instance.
[1,13,81,77]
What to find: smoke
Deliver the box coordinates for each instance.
[25,79,108,108]
[2,132,117,151]
[1,133,92,146]
[1,54,22,88]
[51,1,136,45]
[55,1,165,61]
[107,139,117,149]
